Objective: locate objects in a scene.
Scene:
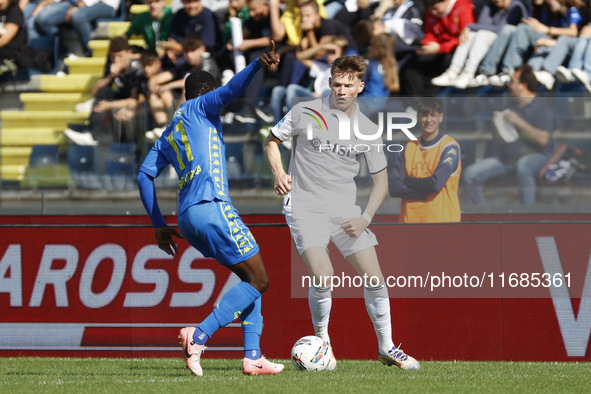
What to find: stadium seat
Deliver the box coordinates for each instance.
[22,144,73,188]
[154,164,179,189]
[225,142,245,179]
[103,142,137,190]
[67,145,102,189]
[552,91,590,133]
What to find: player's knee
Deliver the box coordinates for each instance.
[250,274,269,294]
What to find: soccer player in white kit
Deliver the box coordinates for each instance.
[263,55,420,370]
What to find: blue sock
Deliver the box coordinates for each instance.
[192,326,209,345]
[241,298,263,360]
[199,281,261,338]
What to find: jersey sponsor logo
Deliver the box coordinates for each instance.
[179,165,202,190]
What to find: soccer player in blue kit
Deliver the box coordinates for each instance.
[137,44,283,377]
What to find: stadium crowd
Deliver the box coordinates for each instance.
[2,0,591,206]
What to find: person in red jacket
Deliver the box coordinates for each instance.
[400,0,475,95]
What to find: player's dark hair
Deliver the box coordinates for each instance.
[109,37,131,54]
[300,0,319,12]
[140,49,160,66]
[182,34,205,52]
[515,64,538,92]
[185,71,218,100]
[417,97,442,117]
[331,54,367,81]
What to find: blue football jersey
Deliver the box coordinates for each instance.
[139,60,263,215]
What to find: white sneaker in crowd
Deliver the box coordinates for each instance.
[534,70,555,91]
[74,98,94,112]
[489,72,512,87]
[221,69,234,86]
[454,70,475,89]
[469,74,490,87]
[64,128,97,146]
[555,65,574,83]
[145,126,167,143]
[431,68,460,87]
[572,67,591,93]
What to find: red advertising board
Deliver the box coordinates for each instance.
[0,215,589,361]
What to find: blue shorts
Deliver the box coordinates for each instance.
[178,200,260,266]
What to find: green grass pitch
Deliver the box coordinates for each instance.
[1,357,590,393]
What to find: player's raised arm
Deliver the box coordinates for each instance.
[206,41,279,112]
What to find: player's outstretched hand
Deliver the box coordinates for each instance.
[155,225,184,256]
[259,40,279,72]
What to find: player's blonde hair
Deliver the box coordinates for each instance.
[330,54,367,81]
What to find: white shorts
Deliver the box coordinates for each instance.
[284,194,378,257]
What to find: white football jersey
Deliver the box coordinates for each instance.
[271,97,387,214]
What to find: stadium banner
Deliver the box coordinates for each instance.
[0,216,590,361]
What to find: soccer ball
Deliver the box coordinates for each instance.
[290,335,333,371]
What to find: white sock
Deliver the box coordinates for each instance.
[364,282,394,355]
[308,285,332,343]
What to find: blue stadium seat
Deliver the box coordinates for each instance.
[67,145,101,189]
[103,143,137,190]
[24,144,73,188]
[29,144,59,166]
[225,142,245,179]
[552,92,589,132]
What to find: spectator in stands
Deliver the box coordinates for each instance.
[136,49,175,142]
[298,0,356,51]
[389,97,462,223]
[431,0,530,89]
[64,37,142,146]
[68,0,120,57]
[225,0,276,121]
[462,64,554,205]
[399,0,475,95]
[215,0,250,72]
[270,34,349,123]
[271,0,327,48]
[164,0,218,57]
[369,0,424,55]
[289,0,356,89]
[221,0,250,45]
[268,0,327,87]
[475,0,584,86]
[359,32,403,118]
[363,33,400,97]
[123,0,172,56]
[28,0,119,57]
[143,34,220,140]
[333,0,379,28]
[0,0,25,75]
[531,23,591,90]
